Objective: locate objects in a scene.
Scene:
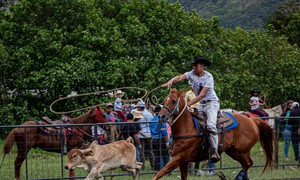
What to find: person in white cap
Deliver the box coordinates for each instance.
[131,100,155,169]
[289,101,300,162]
[114,90,126,122]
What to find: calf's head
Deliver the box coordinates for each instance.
[64,148,94,171]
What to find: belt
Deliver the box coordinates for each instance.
[200,100,215,104]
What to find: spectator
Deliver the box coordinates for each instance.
[132,100,155,169]
[114,90,126,122]
[280,100,294,160]
[249,88,268,119]
[150,105,170,171]
[196,161,216,176]
[91,125,107,145]
[132,111,148,162]
[289,102,300,162]
[119,113,142,152]
[185,81,199,112]
[105,103,116,122]
[105,103,119,142]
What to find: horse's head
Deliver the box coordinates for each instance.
[159,88,185,124]
[90,106,107,123]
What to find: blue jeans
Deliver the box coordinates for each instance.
[283,125,292,158]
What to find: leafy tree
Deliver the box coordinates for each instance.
[266,0,300,46]
[0,0,299,125]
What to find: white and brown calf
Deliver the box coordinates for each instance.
[65,137,142,180]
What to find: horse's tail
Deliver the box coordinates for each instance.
[253,118,275,173]
[1,128,17,169]
[3,128,17,155]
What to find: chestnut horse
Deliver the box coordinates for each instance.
[153,89,275,180]
[2,106,106,180]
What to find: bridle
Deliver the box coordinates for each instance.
[161,96,187,126]
[161,93,202,140]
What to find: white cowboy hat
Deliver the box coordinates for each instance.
[133,111,144,119]
[292,102,299,108]
[115,90,125,97]
[136,101,146,108]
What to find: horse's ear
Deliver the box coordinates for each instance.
[178,88,185,98]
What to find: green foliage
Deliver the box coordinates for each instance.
[170,0,287,30]
[266,0,300,46]
[0,0,299,125]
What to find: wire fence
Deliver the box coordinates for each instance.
[0,116,299,180]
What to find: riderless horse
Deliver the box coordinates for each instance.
[2,106,106,180]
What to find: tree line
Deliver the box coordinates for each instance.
[0,0,299,125]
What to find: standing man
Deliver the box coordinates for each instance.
[289,102,300,162]
[119,113,142,151]
[162,55,220,162]
[150,105,170,171]
[132,100,155,169]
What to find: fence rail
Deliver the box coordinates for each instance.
[0,116,299,179]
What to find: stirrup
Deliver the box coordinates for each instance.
[210,149,220,163]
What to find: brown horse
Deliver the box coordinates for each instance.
[2,106,106,180]
[153,89,275,180]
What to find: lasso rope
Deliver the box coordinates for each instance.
[50,87,148,114]
[144,85,170,106]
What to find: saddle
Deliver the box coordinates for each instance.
[190,110,234,130]
[191,110,237,159]
[41,115,70,126]
[37,115,72,153]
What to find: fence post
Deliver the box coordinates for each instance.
[60,127,64,178]
[25,127,29,180]
[274,117,279,167]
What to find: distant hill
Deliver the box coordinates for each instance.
[169,0,287,29]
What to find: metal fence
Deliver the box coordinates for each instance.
[0,116,299,180]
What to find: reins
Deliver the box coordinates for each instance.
[66,117,94,138]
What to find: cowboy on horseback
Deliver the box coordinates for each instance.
[162,55,220,162]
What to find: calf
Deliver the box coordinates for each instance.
[65,137,142,180]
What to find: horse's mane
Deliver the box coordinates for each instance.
[170,89,177,93]
[71,107,95,123]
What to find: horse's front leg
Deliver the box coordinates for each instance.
[153,156,181,180]
[179,161,189,180]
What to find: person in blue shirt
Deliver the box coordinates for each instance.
[280,100,294,160]
[150,105,170,171]
[131,100,155,169]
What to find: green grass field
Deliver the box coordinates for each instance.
[0,138,300,180]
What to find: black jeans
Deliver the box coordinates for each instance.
[139,138,155,168]
[152,139,170,171]
[291,126,299,161]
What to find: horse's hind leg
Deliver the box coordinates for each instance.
[14,149,30,180]
[226,150,253,180]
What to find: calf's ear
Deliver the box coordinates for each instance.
[89,140,98,148]
[84,150,94,156]
[80,149,94,156]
